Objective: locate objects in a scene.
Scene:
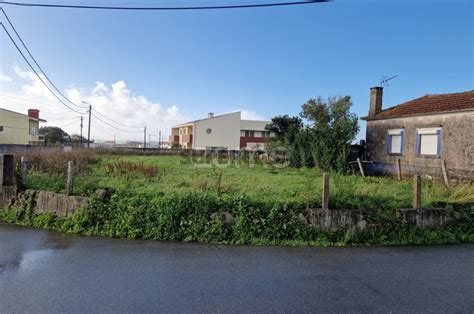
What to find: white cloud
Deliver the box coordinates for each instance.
[1,65,188,141]
[0,74,12,82]
[239,109,267,121]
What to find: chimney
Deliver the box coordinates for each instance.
[28,109,40,119]
[208,112,214,119]
[369,87,383,117]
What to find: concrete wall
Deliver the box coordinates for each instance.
[304,208,453,232]
[194,112,241,150]
[365,111,474,178]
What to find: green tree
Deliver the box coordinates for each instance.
[39,126,69,145]
[265,115,303,141]
[301,96,359,172]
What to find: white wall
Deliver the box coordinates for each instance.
[240,120,269,132]
[193,112,241,149]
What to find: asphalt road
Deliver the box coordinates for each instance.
[0,223,473,313]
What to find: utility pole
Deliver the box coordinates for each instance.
[80,115,83,147]
[81,102,92,149]
[143,125,147,151]
[87,105,91,148]
[159,130,161,149]
[149,134,151,147]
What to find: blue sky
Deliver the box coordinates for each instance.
[0,0,472,141]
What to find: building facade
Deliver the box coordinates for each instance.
[362,88,474,178]
[0,108,46,145]
[170,111,270,150]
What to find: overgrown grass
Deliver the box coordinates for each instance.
[5,151,473,246]
[24,154,474,210]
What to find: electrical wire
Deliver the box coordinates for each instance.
[56,118,81,128]
[92,107,142,129]
[92,112,143,133]
[0,1,330,11]
[0,23,87,114]
[0,9,88,110]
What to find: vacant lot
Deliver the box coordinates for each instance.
[25,152,474,210]
[3,150,472,246]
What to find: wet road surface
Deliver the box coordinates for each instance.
[0,223,473,313]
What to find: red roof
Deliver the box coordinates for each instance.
[363,90,474,120]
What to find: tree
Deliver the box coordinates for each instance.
[265,115,303,141]
[39,126,69,145]
[301,96,359,172]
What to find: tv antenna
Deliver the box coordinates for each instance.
[380,74,399,87]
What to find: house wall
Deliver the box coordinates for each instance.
[193,112,241,149]
[365,111,474,177]
[0,109,40,145]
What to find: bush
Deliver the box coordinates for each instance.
[14,149,99,175]
[1,190,472,246]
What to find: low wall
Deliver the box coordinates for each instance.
[1,189,89,217]
[1,188,454,230]
[303,208,453,231]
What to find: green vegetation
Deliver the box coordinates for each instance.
[21,154,474,210]
[1,190,472,246]
[266,95,359,171]
[3,150,473,246]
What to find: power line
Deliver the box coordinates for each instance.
[0,93,63,109]
[91,112,143,133]
[0,9,87,110]
[92,107,142,129]
[57,118,81,128]
[0,23,87,114]
[0,1,330,11]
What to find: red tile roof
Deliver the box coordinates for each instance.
[363,90,474,120]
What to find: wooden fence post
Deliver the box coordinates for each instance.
[413,175,421,210]
[396,158,402,180]
[20,156,28,186]
[322,173,330,210]
[357,158,365,177]
[441,159,449,187]
[67,161,74,196]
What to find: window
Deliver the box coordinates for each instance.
[245,130,255,137]
[31,127,37,135]
[0,126,3,132]
[387,129,404,155]
[206,128,212,134]
[416,127,442,157]
[261,131,270,138]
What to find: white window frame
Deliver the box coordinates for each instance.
[416,127,442,158]
[387,128,404,155]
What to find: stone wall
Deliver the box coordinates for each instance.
[365,111,474,178]
[302,208,453,232]
[1,189,89,217]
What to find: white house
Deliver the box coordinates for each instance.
[169,111,270,150]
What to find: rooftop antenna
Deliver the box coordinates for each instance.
[380,74,398,87]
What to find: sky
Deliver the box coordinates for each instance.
[0,0,472,142]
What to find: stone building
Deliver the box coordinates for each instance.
[361,88,474,178]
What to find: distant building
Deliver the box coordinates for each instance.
[0,108,46,145]
[362,88,474,177]
[170,111,270,150]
